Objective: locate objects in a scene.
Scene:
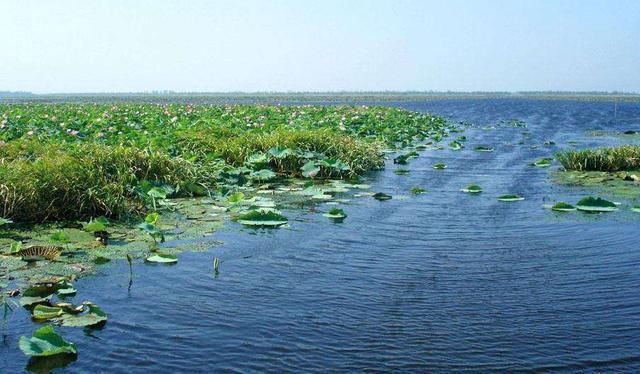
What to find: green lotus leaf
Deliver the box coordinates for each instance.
[448,141,463,150]
[250,169,277,181]
[323,208,347,220]
[268,147,293,159]
[227,192,245,204]
[19,325,77,357]
[551,202,576,212]
[237,209,288,227]
[410,187,426,195]
[632,205,640,213]
[53,303,108,327]
[301,161,321,178]
[56,287,77,297]
[576,196,618,212]
[373,192,392,201]
[532,158,553,167]
[498,194,524,202]
[461,184,482,193]
[394,168,410,175]
[32,305,65,321]
[432,162,447,170]
[145,253,178,263]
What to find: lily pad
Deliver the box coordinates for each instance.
[532,158,553,167]
[53,303,108,327]
[394,168,410,175]
[145,253,178,263]
[576,196,618,212]
[237,209,288,227]
[410,187,426,195]
[32,305,64,321]
[632,205,640,213]
[432,162,447,170]
[461,184,482,194]
[551,202,576,212]
[372,192,392,201]
[448,141,463,150]
[498,194,524,202]
[19,325,77,357]
[323,208,347,220]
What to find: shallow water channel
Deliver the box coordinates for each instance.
[2,99,640,372]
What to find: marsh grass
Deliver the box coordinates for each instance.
[0,104,447,222]
[0,141,217,222]
[556,145,640,171]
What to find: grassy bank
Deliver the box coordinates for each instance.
[556,145,640,171]
[0,104,450,222]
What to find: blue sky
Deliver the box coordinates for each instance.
[1,0,638,93]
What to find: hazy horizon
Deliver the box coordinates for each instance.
[2,0,639,93]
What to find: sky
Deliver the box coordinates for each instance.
[1,0,639,93]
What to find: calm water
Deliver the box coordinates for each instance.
[2,99,640,373]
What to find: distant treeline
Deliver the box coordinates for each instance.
[1,91,639,104]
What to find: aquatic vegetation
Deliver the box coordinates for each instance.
[323,208,347,220]
[532,158,553,167]
[145,253,178,263]
[575,196,618,212]
[461,184,482,193]
[394,168,410,175]
[556,145,640,171]
[551,202,576,212]
[372,192,392,201]
[432,162,447,170]
[19,325,77,357]
[497,194,524,201]
[393,151,419,165]
[632,205,640,213]
[237,209,288,227]
[474,145,495,152]
[448,140,463,150]
[14,246,63,262]
[410,187,426,195]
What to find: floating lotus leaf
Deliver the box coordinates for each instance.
[432,163,447,170]
[461,184,482,193]
[394,168,410,175]
[632,205,640,213]
[551,202,576,212]
[498,194,524,202]
[532,158,553,167]
[32,305,64,321]
[19,325,77,357]
[448,141,463,150]
[237,209,288,227]
[53,303,108,327]
[410,187,426,195]
[145,253,178,263]
[227,192,245,203]
[323,208,347,220]
[576,197,618,212]
[56,287,77,297]
[373,192,392,201]
[474,145,494,152]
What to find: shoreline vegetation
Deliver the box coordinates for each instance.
[0,104,443,222]
[0,103,452,290]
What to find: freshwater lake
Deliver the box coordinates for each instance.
[2,98,640,372]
